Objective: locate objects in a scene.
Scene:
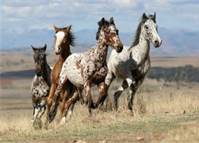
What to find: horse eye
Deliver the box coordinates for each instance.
[145,25,149,30]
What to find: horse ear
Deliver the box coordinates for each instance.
[110,17,115,25]
[153,12,156,22]
[68,25,72,31]
[142,13,148,20]
[98,17,105,26]
[43,44,47,51]
[53,25,59,32]
[31,45,37,51]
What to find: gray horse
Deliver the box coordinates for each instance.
[31,44,51,128]
[104,13,162,114]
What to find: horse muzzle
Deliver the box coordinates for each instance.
[54,47,61,55]
[116,44,123,53]
[154,40,162,48]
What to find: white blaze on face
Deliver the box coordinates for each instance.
[55,31,65,53]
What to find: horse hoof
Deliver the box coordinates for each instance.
[33,118,42,130]
[128,110,134,116]
[48,112,55,123]
[44,121,49,129]
[90,102,96,109]
[59,117,66,125]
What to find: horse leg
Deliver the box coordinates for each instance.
[66,101,76,120]
[59,81,71,120]
[32,103,43,129]
[128,76,145,114]
[32,106,39,119]
[113,80,128,111]
[60,90,79,124]
[84,80,93,116]
[96,82,106,109]
[95,71,114,108]
[38,106,46,119]
[59,81,75,123]
[47,83,63,123]
[46,83,56,122]
[37,99,47,119]
[126,77,136,114]
[47,68,70,123]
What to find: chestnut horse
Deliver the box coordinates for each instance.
[45,25,75,127]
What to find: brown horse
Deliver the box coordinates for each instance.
[45,25,75,127]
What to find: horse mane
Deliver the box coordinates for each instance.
[130,14,156,48]
[68,30,75,46]
[130,18,147,47]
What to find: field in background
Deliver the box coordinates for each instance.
[0,53,199,143]
[1,51,199,72]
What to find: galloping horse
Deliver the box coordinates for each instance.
[48,17,123,123]
[45,25,75,126]
[104,13,162,114]
[31,44,51,128]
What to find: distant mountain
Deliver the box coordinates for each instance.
[1,27,199,56]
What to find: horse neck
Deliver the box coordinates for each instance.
[42,60,51,86]
[59,44,71,62]
[130,29,150,65]
[94,39,108,64]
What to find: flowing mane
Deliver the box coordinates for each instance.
[130,18,147,47]
[68,30,75,47]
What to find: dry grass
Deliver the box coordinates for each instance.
[1,54,199,142]
[0,77,199,143]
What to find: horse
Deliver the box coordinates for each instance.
[104,13,162,114]
[45,25,75,127]
[31,44,51,128]
[47,17,123,123]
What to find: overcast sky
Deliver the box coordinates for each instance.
[1,0,199,35]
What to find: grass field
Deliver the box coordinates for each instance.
[0,55,199,143]
[0,77,199,143]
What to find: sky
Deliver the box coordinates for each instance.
[0,0,199,49]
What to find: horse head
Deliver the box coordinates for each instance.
[141,12,162,48]
[53,25,74,55]
[96,17,123,53]
[31,44,47,76]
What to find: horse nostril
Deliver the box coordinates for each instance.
[116,45,123,53]
[154,40,159,47]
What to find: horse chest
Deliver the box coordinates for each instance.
[31,76,50,98]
